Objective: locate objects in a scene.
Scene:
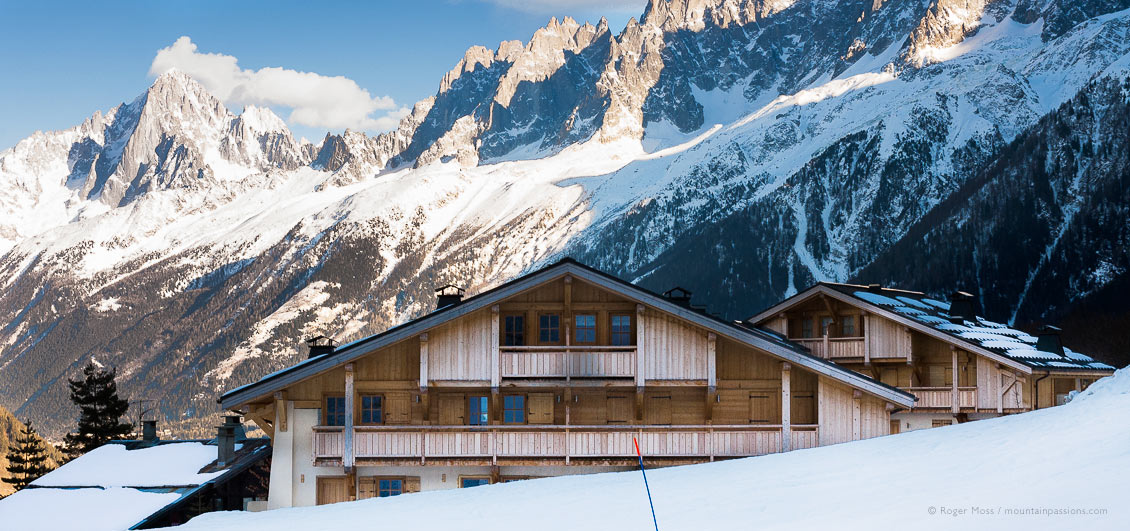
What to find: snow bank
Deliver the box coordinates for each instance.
[32,442,222,487]
[168,369,1129,531]
[0,487,181,530]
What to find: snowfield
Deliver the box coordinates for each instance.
[166,369,1130,531]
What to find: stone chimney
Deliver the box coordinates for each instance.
[435,285,465,311]
[142,420,159,443]
[1035,325,1065,356]
[216,415,243,467]
[306,336,336,359]
[947,290,977,323]
[663,287,693,308]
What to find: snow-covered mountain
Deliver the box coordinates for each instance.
[2,0,1129,437]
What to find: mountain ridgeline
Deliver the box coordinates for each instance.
[1,0,1129,437]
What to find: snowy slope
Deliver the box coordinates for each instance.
[165,368,1130,531]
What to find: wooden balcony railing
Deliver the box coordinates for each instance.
[499,346,637,378]
[312,425,820,462]
[907,387,977,409]
[791,337,865,359]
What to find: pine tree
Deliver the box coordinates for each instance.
[63,362,133,458]
[3,420,54,491]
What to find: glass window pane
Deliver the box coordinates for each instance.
[468,396,489,425]
[539,314,560,343]
[460,477,490,488]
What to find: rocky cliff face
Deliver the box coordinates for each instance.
[2,0,1129,437]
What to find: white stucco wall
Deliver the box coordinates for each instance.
[892,411,1001,433]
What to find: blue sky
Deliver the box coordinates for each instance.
[0,0,642,147]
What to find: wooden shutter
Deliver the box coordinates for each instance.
[357,477,377,500]
[607,395,631,424]
[791,392,816,424]
[405,476,421,493]
[316,477,349,505]
[644,396,671,425]
[748,391,778,424]
[386,392,410,425]
[528,393,554,424]
[438,394,464,425]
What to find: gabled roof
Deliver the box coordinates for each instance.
[221,259,916,409]
[747,283,1115,374]
[2,438,270,530]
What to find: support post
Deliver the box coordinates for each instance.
[344,363,355,473]
[419,333,429,392]
[951,347,959,414]
[862,312,870,365]
[490,306,500,388]
[781,362,792,452]
[274,391,287,432]
[635,304,646,394]
[852,389,862,441]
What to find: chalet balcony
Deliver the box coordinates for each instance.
[907,387,977,409]
[499,346,637,379]
[792,337,865,360]
[312,425,819,463]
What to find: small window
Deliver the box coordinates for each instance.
[931,419,953,428]
[503,395,525,424]
[801,318,814,338]
[611,315,632,346]
[842,315,856,336]
[574,314,596,343]
[468,395,489,425]
[538,314,560,343]
[360,395,383,424]
[460,476,491,488]
[324,395,346,426]
[378,478,403,497]
[504,315,525,346]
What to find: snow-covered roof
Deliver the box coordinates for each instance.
[0,438,270,531]
[826,284,1115,372]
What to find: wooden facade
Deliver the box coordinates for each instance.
[749,285,1113,432]
[224,261,913,507]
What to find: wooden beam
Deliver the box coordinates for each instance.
[852,389,862,440]
[820,294,838,325]
[419,333,429,392]
[862,312,871,366]
[707,333,717,390]
[274,391,288,432]
[344,363,355,473]
[490,307,500,389]
[781,362,792,452]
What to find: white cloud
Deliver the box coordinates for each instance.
[149,37,408,132]
[480,0,643,14]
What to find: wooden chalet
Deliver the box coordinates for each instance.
[746,283,1115,432]
[221,259,915,507]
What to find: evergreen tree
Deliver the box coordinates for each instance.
[3,420,54,491]
[63,362,133,458]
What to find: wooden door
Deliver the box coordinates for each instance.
[528,393,554,424]
[791,392,816,424]
[357,477,377,500]
[748,391,778,424]
[607,394,631,424]
[316,476,350,505]
[645,395,671,425]
[438,394,465,425]
[889,420,900,435]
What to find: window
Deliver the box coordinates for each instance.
[324,395,345,426]
[468,395,489,425]
[504,315,525,346]
[460,476,491,488]
[378,478,403,497]
[801,318,814,338]
[610,314,632,346]
[360,395,383,424]
[538,314,560,343]
[931,419,953,428]
[842,315,856,336]
[359,477,404,499]
[574,314,596,343]
[503,395,525,424]
[819,317,834,336]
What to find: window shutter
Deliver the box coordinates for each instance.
[405,476,421,493]
[438,394,464,425]
[528,393,554,424]
[357,477,377,500]
[607,395,631,423]
[387,393,410,425]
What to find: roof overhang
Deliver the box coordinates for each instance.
[747,284,1035,374]
[222,261,916,410]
